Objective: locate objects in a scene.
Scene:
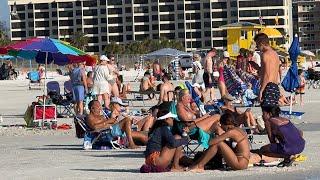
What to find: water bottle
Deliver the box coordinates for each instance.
[182,131,188,137]
[199,104,206,116]
[83,140,92,150]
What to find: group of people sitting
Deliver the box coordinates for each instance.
[0,61,18,80]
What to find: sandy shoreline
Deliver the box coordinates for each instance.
[0,77,319,179]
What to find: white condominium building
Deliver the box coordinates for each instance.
[8,0,292,54]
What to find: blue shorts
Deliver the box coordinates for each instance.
[72,85,85,102]
[111,124,125,137]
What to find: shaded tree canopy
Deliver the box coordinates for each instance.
[104,38,184,55]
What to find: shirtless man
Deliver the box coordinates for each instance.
[153,60,162,81]
[86,100,147,149]
[140,71,155,99]
[203,48,216,102]
[254,33,281,105]
[158,73,174,105]
[177,89,220,137]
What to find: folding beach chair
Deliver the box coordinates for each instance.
[27,71,41,90]
[33,104,57,129]
[47,81,74,117]
[74,115,123,150]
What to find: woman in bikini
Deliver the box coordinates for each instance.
[190,112,250,172]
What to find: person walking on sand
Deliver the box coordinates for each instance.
[203,48,217,102]
[254,33,281,104]
[92,55,112,109]
[70,62,88,115]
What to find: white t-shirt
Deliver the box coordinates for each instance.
[253,52,261,67]
[93,65,112,83]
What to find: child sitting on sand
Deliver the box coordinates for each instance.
[242,83,257,107]
[189,112,250,172]
[141,110,189,173]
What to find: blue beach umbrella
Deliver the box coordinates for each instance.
[281,34,300,114]
[281,35,300,92]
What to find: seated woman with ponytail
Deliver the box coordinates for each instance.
[259,105,305,167]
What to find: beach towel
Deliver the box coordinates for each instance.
[223,65,248,96]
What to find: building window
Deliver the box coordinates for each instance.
[12,31,26,38]
[134,16,149,22]
[125,7,132,13]
[12,22,26,29]
[34,3,49,9]
[185,3,200,10]
[160,33,176,39]
[29,31,34,36]
[88,37,99,43]
[135,34,149,41]
[108,0,123,5]
[135,25,149,31]
[84,27,98,34]
[159,5,174,12]
[84,19,98,25]
[16,5,25,11]
[109,35,123,42]
[36,30,50,36]
[152,6,158,11]
[52,20,58,26]
[240,30,248,40]
[83,9,98,16]
[28,13,34,18]
[35,21,49,27]
[86,46,99,52]
[178,32,185,38]
[101,9,106,14]
[101,27,107,32]
[83,0,97,7]
[126,26,133,31]
[59,11,73,17]
[160,24,175,30]
[152,24,158,30]
[35,12,49,18]
[134,6,149,13]
[211,2,227,9]
[153,34,159,39]
[76,19,82,25]
[109,26,123,33]
[108,17,123,24]
[126,35,133,40]
[160,15,175,21]
[59,20,73,26]
[178,23,184,29]
[152,15,158,21]
[58,2,74,8]
[108,8,123,15]
[134,0,149,4]
[52,11,57,17]
[11,13,25,20]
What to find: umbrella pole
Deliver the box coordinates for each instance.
[42,52,48,129]
[289,93,293,115]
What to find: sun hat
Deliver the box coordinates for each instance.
[110,97,127,106]
[157,112,177,120]
[100,55,109,61]
[222,94,235,101]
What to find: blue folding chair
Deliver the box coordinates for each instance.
[28,71,41,90]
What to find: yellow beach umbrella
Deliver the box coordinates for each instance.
[259,28,282,38]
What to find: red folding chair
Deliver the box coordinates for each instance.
[33,105,57,129]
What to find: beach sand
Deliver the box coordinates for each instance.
[0,75,319,180]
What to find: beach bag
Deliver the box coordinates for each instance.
[24,105,34,127]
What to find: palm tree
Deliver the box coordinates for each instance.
[104,41,125,54]
[0,21,10,46]
[71,31,89,51]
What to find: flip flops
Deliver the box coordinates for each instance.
[277,158,294,167]
[57,123,72,130]
[293,154,307,162]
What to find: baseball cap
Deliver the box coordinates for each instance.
[100,55,109,61]
[157,112,177,120]
[110,97,127,106]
